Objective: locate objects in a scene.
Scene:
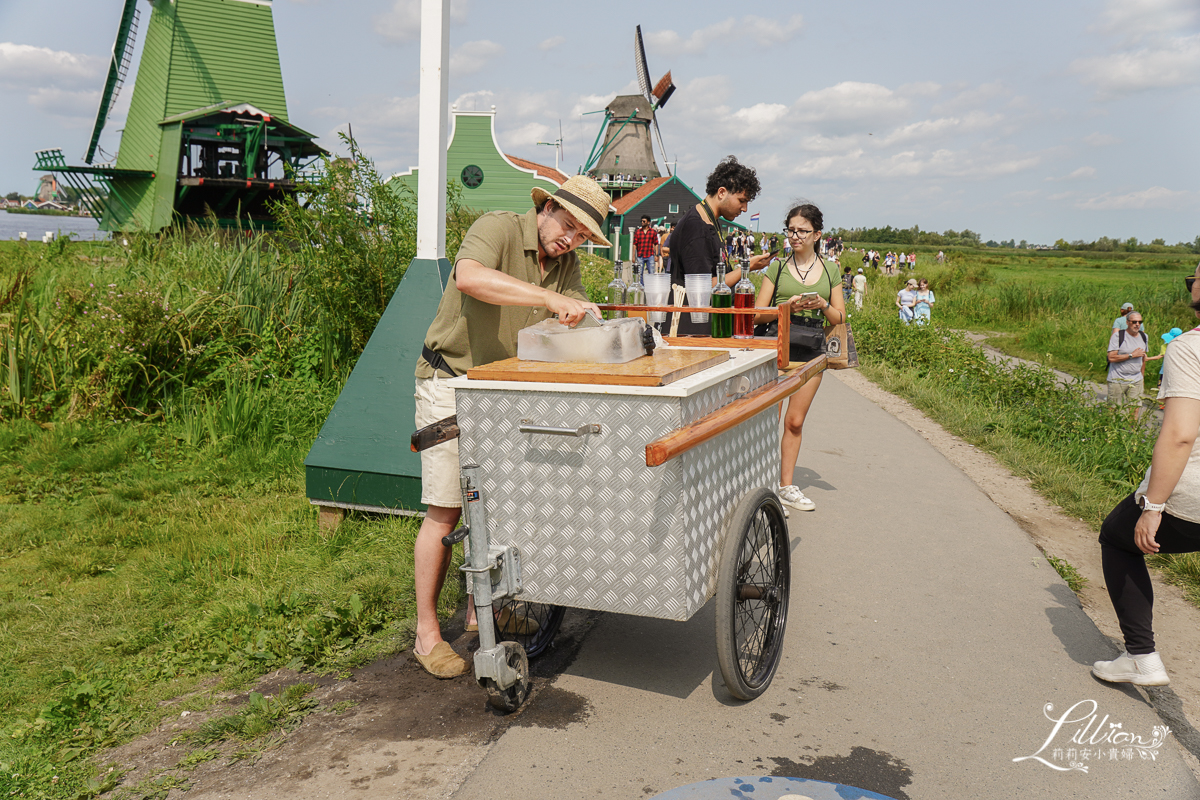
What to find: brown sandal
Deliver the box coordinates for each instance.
[413,641,467,678]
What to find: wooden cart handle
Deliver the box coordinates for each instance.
[598,304,791,368]
[644,356,826,467]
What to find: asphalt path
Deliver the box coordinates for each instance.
[450,371,1200,800]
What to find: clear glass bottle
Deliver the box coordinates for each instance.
[606,261,627,319]
[710,260,733,338]
[732,263,756,339]
[626,260,645,308]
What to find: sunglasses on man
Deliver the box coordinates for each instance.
[1186,276,1198,291]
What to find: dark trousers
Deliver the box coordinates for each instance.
[1099,493,1200,654]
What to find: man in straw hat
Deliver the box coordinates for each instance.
[410,174,611,678]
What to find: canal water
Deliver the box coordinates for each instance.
[0,212,108,241]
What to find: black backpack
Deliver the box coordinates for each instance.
[1117,329,1148,348]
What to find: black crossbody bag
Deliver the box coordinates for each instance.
[754,259,826,360]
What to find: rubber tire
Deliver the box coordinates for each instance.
[493,600,565,659]
[484,641,531,713]
[715,487,791,701]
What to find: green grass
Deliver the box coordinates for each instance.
[849,247,1197,382]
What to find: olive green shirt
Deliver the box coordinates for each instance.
[416,209,588,378]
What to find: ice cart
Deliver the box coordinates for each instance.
[435,342,825,711]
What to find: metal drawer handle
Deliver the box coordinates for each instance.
[518,420,602,437]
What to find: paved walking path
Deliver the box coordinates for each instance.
[449,371,1198,800]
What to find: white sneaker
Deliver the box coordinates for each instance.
[1092,651,1170,686]
[777,484,816,512]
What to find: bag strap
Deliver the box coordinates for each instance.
[767,258,786,307]
[1118,329,1125,348]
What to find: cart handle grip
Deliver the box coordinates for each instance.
[644,357,826,467]
[519,420,602,437]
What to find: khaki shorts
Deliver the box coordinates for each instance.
[415,374,461,508]
[1106,380,1144,407]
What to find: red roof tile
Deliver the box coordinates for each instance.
[611,176,670,215]
[505,154,568,185]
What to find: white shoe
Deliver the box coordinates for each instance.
[777,484,815,512]
[1092,651,1170,686]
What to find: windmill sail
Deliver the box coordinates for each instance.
[86,0,140,164]
[634,26,653,100]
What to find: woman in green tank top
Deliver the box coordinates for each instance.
[749,202,847,513]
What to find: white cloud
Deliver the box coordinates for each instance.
[539,36,565,52]
[878,112,1002,147]
[792,82,909,134]
[0,42,105,90]
[1046,166,1097,181]
[645,14,803,56]
[1090,0,1200,43]
[450,40,504,76]
[792,146,1040,182]
[373,0,469,44]
[1078,186,1190,209]
[1084,132,1122,146]
[27,87,100,118]
[1071,33,1200,96]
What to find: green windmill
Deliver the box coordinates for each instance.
[33,0,325,232]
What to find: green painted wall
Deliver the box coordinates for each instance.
[109,0,289,231]
[388,112,561,215]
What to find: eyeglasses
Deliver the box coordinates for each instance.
[1186,276,1198,291]
[785,227,814,239]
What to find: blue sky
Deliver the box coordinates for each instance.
[2,0,1197,244]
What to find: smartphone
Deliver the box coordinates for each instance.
[798,292,820,300]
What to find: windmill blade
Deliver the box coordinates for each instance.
[86,0,140,164]
[634,25,653,101]
[652,71,676,109]
[650,115,671,176]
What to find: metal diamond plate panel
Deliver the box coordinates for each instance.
[456,358,779,622]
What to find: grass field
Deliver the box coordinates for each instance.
[847,246,1198,382]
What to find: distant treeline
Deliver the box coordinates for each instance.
[4,207,80,217]
[829,223,1200,254]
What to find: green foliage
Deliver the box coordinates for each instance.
[1046,554,1088,593]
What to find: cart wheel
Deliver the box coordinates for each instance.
[715,487,790,701]
[483,641,531,713]
[493,600,565,659]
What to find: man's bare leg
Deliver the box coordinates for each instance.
[413,504,462,656]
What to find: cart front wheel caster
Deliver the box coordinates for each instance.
[482,641,531,713]
[716,487,791,701]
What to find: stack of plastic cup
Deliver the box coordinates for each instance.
[684,274,712,323]
[643,272,672,324]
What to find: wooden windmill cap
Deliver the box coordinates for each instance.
[531,175,613,248]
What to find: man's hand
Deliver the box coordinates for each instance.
[747,253,773,272]
[1135,509,1162,554]
[546,293,602,327]
[1132,348,1147,358]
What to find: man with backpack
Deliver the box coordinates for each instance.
[1108,312,1149,419]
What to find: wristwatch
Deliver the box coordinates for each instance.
[1140,497,1166,513]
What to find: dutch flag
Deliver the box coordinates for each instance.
[750,213,760,221]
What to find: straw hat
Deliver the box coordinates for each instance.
[531,175,613,247]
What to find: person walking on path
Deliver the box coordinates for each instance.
[852,268,867,310]
[1094,265,1200,687]
[1107,312,1148,419]
[1113,302,1135,335]
[748,202,845,513]
[410,175,610,679]
[632,215,659,277]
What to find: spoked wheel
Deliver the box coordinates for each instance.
[715,487,791,701]
[483,641,531,713]
[492,599,565,659]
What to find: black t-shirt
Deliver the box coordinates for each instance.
[669,204,722,287]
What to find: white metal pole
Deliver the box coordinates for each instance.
[416,0,450,260]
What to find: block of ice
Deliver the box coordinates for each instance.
[518,316,650,364]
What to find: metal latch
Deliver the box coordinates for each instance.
[460,544,521,600]
[519,420,602,437]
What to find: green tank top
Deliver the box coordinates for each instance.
[770,256,838,320]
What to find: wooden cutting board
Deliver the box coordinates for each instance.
[466,348,729,387]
